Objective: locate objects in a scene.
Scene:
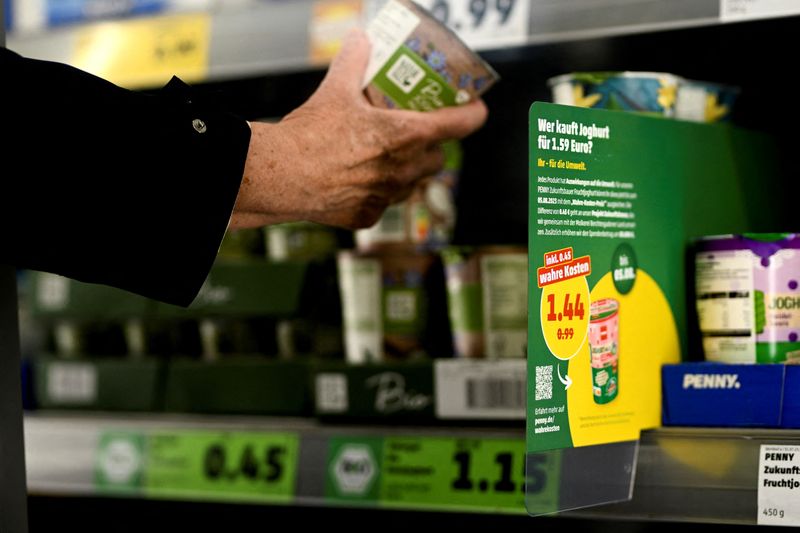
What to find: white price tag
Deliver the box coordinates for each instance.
[47,363,97,404]
[721,0,800,21]
[316,373,349,413]
[37,273,70,311]
[758,444,800,526]
[435,359,526,419]
[414,0,530,49]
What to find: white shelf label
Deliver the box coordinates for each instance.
[435,359,526,419]
[47,363,97,404]
[758,444,800,526]
[414,0,530,49]
[37,273,70,311]
[721,0,800,22]
[316,373,349,413]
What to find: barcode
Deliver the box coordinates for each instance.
[535,365,553,401]
[465,378,526,409]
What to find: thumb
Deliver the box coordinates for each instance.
[321,28,372,94]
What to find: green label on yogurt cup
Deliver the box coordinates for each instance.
[372,45,458,111]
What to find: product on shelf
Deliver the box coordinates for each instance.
[264,223,343,359]
[265,222,339,262]
[588,298,619,404]
[441,246,527,358]
[217,228,265,260]
[356,140,462,252]
[695,233,800,363]
[338,249,446,363]
[363,0,499,111]
[549,71,738,122]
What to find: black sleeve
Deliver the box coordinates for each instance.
[0,47,251,307]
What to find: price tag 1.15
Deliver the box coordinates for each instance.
[381,436,557,512]
[414,0,530,49]
[145,431,299,503]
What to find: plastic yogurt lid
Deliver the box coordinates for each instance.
[695,233,800,258]
[547,71,684,87]
[590,298,619,321]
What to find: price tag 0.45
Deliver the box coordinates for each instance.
[415,0,530,49]
[145,431,299,503]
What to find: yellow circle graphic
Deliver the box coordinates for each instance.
[540,276,590,360]
[566,270,681,447]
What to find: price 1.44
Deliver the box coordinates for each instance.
[545,292,585,322]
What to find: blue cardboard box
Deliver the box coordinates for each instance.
[662,363,799,428]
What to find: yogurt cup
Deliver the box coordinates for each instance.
[588,298,620,404]
[549,71,738,123]
[442,246,528,358]
[338,249,440,363]
[363,0,499,111]
[695,233,800,363]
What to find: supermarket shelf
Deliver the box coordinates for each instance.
[24,412,800,524]
[7,0,800,85]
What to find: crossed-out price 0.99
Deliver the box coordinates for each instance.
[540,276,590,360]
[416,0,530,48]
[427,0,518,28]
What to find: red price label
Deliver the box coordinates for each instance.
[544,292,586,322]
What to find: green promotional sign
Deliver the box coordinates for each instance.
[527,103,782,453]
[325,435,557,513]
[96,430,299,503]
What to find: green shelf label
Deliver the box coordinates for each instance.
[325,435,557,513]
[381,437,528,512]
[96,430,299,503]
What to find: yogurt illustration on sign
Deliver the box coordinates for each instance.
[588,298,620,404]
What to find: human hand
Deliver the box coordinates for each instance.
[233,28,488,230]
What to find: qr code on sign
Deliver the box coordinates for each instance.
[535,365,553,401]
[387,54,425,94]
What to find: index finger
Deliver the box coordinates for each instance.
[412,99,489,141]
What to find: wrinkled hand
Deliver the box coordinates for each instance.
[233,28,488,230]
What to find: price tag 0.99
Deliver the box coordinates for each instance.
[415,0,530,49]
[146,431,299,503]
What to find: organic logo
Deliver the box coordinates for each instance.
[331,444,377,495]
[366,372,432,414]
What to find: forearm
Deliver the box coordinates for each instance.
[1,47,251,306]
